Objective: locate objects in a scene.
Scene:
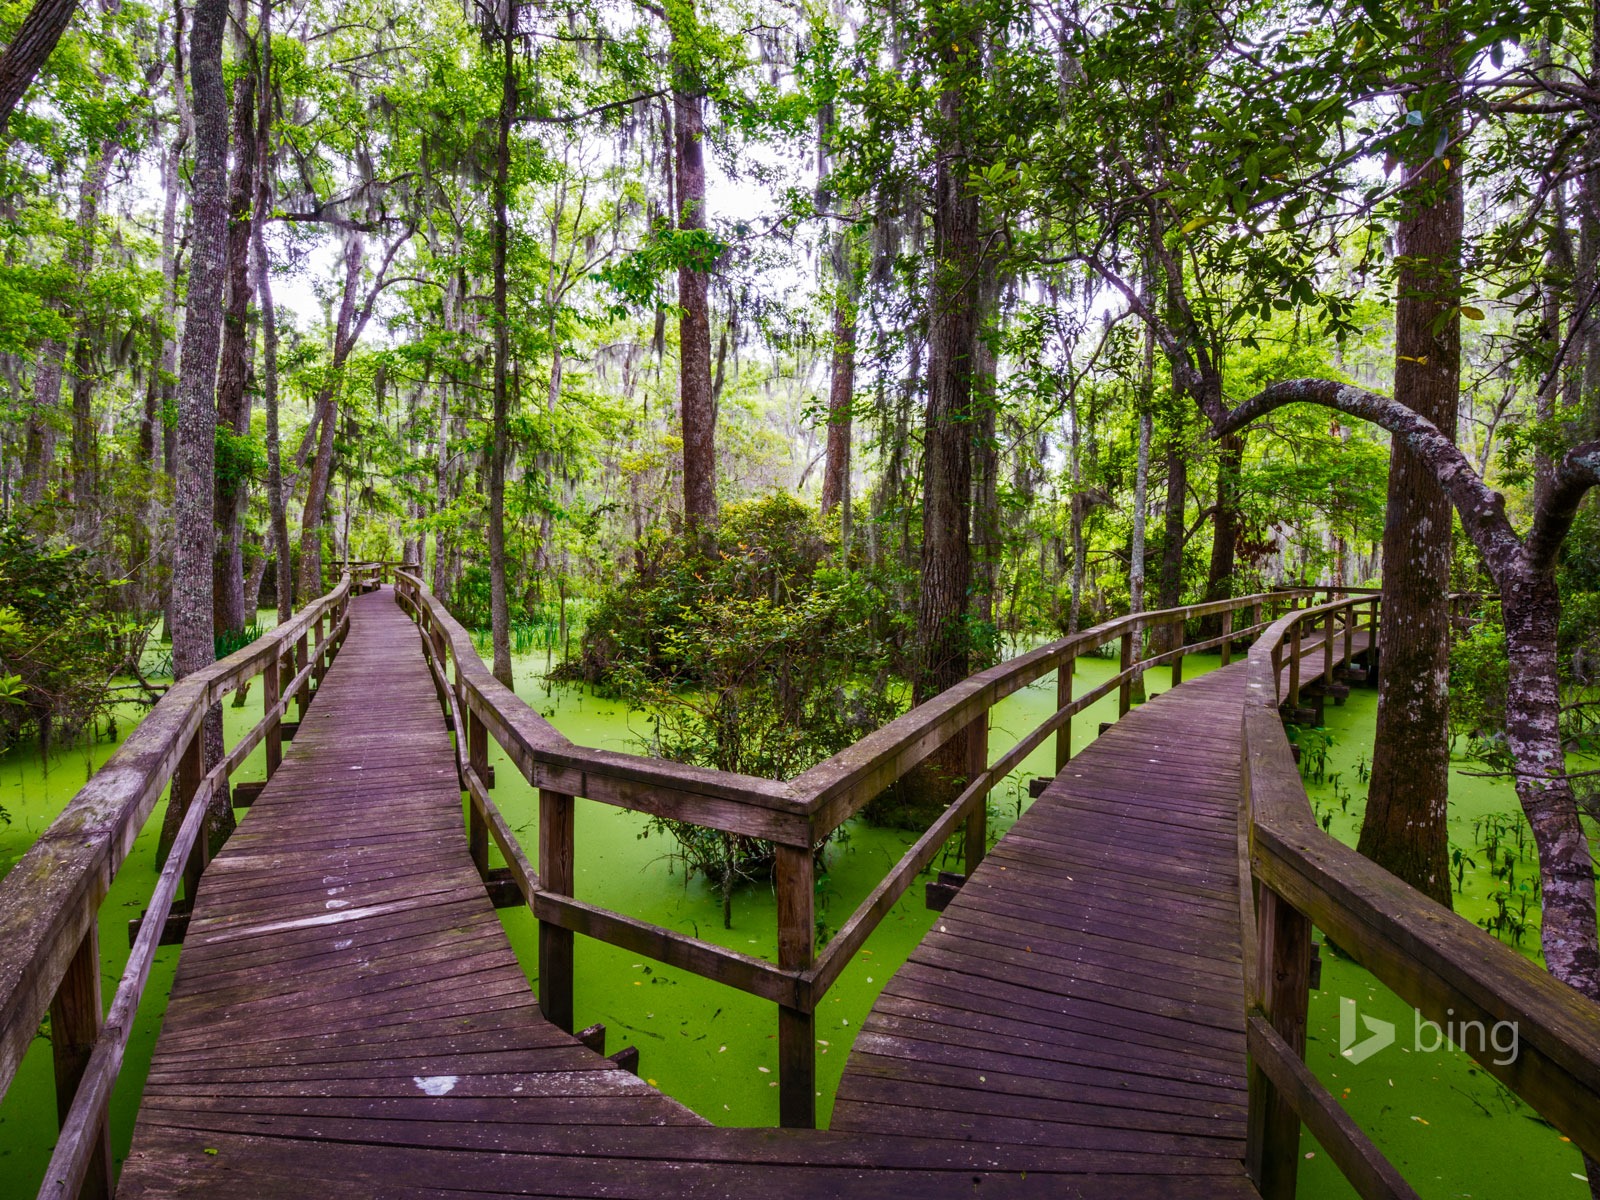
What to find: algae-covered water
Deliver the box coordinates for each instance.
[0,629,1591,1197]
[1293,685,1594,1198]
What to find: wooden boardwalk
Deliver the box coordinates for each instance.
[832,664,1259,1195]
[111,591,1371,1197]
[117,588,702,1197]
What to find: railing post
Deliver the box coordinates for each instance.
[177,728,209,902]
[1342,601,1354,666]
[1246,885,1314,1200]
[964,714,988,876]
[1055,652,1075,771]
[1252,600,1263,636]
[1287,621,1302,712]
[1118,630,1134,716]
[313,611,327,681]
[538,789,575,1033]
[294,628,310,719]
[1221,607,1234,667]
[1170,616,1184,688]
[774,842,816,1129]
[264,651,282,780]
[467,710,490,879]
[50,924,112,1200]
[1322,607,1335,686]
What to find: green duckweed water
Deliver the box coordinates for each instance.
[0,629,1589,1197]
[1293,684,1593,1198]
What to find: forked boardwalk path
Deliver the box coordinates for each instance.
[112,591,1366,1197]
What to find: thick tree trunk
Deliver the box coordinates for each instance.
[486,22,515,687]
[670,7,716,530]
[212,0,262,638]
[914,67,980,704]
[971,263,1001,645]
[1358,11,1461,908]
[161,0,233,861]
[1202,424,1243,620]
[253,225,290,624]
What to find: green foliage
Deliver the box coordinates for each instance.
[1450,607,1509,742]
[0,524,146,754]
[564,495,903,924]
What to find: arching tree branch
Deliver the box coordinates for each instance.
[1530,445,1600,573]
[1214,378,1524,577]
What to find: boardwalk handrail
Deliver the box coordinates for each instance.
[0,574,354,1200]
[395,569,1325,1127]
[1242,594,1600,1199]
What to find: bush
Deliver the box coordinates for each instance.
[0,524,146,755]
[561,496,904,926]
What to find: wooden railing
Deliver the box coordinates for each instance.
[1242,594,1600,1199]
[0,575,354,1200]
[339,559,403,591]
[395,570,1329,1128]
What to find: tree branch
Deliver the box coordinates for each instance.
[1215,378,1524,577]
[1529,445,1600,573]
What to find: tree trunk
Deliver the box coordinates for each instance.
[161,0,233,861]
[212,0,262,638]
[820,293,856,516]
[19,337,64,505]
[914,53,980,704]
[1155,406,1188,653]
[0,0,79,131]
[970,261,1001,649]
[670,5,716,530]
[295,236,361,603]
[1358,9,1461,909]
[1130,406,1152,691]
[1503,573,1600,997]
[253,224,290,625]
[1066,392,1085,635]
[486,19,515,687]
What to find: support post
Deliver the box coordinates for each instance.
[775,842,816,1129]
[963,714,988,876]
[538,789,575,1033]
[1118,630,1134,716]
[1342,600,1354,666]
[313,611,327,680]
[1322,607,1335,687]
[50,925,112,1200]
[1170,617,1184,688]
[177,729,208,902]
[264,651,282,780]
[294,630,310,719]
[1246,885,1314,1200]
[467,710,490,879]
[1287,622,1301,711]
[1055,653,1074,771]
[1221,607,1234,667]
